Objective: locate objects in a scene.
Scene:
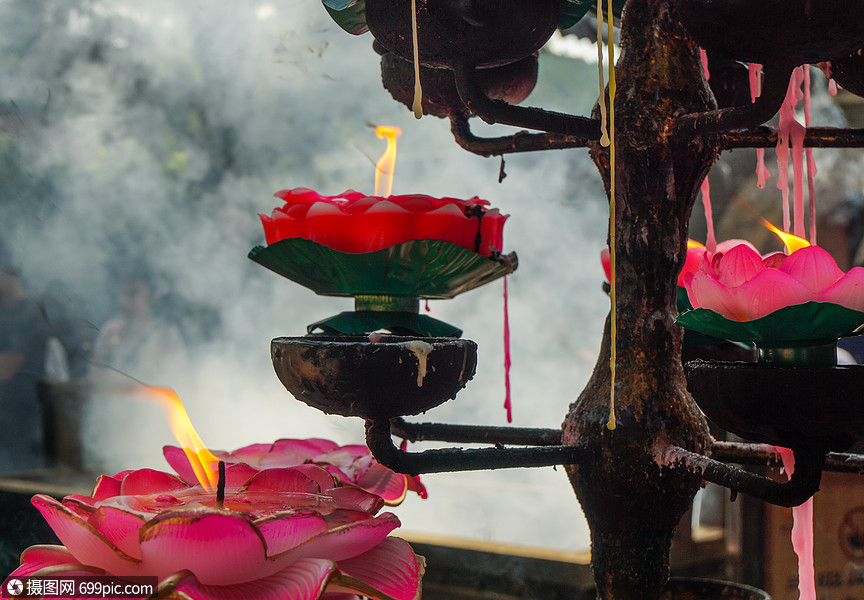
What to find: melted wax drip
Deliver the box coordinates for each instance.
[749,64,771,188]
[503,276,512,423]
[777,67,807,237]
[777,447,817,600]
[699,52,716,253]
[596,0,610,148]
[410,0,423,119]
[424,299,430,312]
[828,78,838,96]
[803,67,818,244]
[604,0,617,431]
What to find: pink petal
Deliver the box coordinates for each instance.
[173,558,336,600]
[714,239,758,255]
[685,270,741,319]
[819,267,864,311]
[289,464,338,491]
[92,475,123,501]
[12,545,79,578]
[779,246,844,293]
[224,462,261,487]
[716,244,765,288]
[258,439,339,468]
[31,494,141,575]
[678,244,707,287]
[335,537,421,600]
[87,506,146,559]
[139,510,269,584]
[734,269,815,319]
[254,511,330,556]
[163,446,199,484]
[226,442,276,466]
[276,512,401,564]
[119,469,189,496]
[243,468,324,494]
[354,464,408,505]
[325,488,385,515]
[762,251,787,269]
[407,476,427,500]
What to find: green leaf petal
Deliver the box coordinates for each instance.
[675,302,864,345]
[248,238,517,299]
[322,0,368,35]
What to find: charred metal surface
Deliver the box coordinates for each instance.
[712,440,864,474]
[685,360,864,452]
[719,126,864,149]
[271,335,477,419]
[664,445,824,508]
[364,419,587,476]
[673,64,792,135]
[449,115,591,157]
[380,52,538,119]
[562,0,716,598]
[390,417,562,446]
[452,63,602,138]
[829,49,864,98]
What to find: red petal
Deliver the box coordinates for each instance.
[600,249,611,282]
[243,468,325,494]
[163,445,198,484]
[354,464,408,505]
[119,469,189,496]
[12,545,78,578]
[254,511,329,556]
[87,506,146,559]
[91,475,123,501]
[325,487,385,514]
[275,512,400,564]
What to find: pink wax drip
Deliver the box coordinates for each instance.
[701,176,716,253]
[828,78,838,96]
[699,48,710,80]
[749,64,771,188]
[776,67,806,236]
[424,299,431,312]
[803,67,818,244]
[503,275,512,423]
[776,446,817,600]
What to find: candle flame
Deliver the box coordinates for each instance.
[687,240,705,249]
[147,386,220,492]
[759,216,810,253]
[374,126,402,197]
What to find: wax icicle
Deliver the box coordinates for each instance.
[749,64,771,188]
[776,67,806,237]
[803,67,818,245]
[699,48,710,80]
[776,447,817,600]
[701,176,716,254]
[410,0,423,119]
[503,276,512,423]
[605,0,617,431]
[596,0,610,147]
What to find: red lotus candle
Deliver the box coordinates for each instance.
[260,187,508,258]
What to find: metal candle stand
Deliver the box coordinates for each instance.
[265,0,864,598]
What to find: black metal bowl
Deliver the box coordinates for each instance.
[272,334,477,419]
[684,360,864,452]
[676,0,864,67]
[829,49,864,99]
[366,0,560,69]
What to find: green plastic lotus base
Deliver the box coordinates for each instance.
[308,311,462,337]
[675,302,864,346]
[248,238,517,299]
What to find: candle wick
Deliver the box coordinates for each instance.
[216,460,226,509]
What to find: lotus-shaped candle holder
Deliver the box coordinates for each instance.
[250,188,516,337]
[677,243,864,450]
[271,334,477,419]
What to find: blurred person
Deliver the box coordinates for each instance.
[0,261,50,472]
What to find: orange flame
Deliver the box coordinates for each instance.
[687,240,704,249]
[374,126,402,197]
[147,386,220,492]
[758,216,810,253]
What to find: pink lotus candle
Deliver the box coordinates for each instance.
[683,243,864,322]
[11,454,423,600]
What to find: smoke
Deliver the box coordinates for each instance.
[0,0,610,553]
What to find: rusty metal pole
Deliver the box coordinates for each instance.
[561,0,718,598]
